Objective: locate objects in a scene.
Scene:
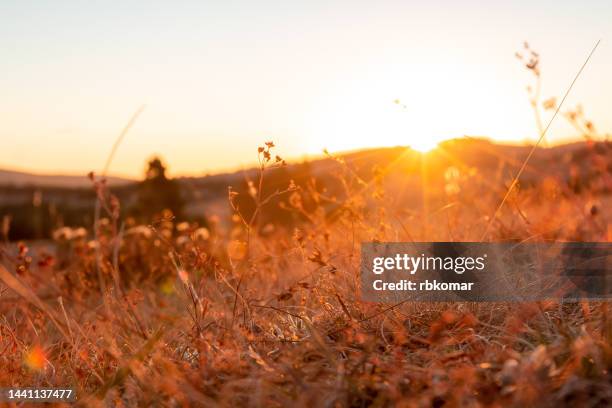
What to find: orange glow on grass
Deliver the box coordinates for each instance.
[24,345,47,371]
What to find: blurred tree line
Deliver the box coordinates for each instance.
[0,156,188,241]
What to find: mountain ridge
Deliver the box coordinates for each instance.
[0,139,606,188]
[0,168,135,188]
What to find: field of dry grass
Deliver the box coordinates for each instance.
[0,139,610,407]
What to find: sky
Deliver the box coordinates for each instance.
[1,0,611,179]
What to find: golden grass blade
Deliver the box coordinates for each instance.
[0,263,69,339]
[481,40,601,240]
[91,326,165,402]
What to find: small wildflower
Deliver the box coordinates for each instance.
[126,225,152,238]
[193,227,210,241]
[73,227,87,239]
[177,268,189,284]
[542,97,556,110]
[175,236,189,246]
[248,180,257,198]
[53,227,73,241]
[228,240,247,260]
[176,222,190,232]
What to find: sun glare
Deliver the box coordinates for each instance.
[300,62,535,161]
[409,138,439,153]
[304,93,448,156]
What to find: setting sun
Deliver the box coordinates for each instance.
[409,138,439,153]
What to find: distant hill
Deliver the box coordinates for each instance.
[0,169,135,188]
[0,139,608,189]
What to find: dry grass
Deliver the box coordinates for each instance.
[0,136,611,407]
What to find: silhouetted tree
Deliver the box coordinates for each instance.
[136,156,184,221]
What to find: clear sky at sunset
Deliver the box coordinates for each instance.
[1,1,610,178]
